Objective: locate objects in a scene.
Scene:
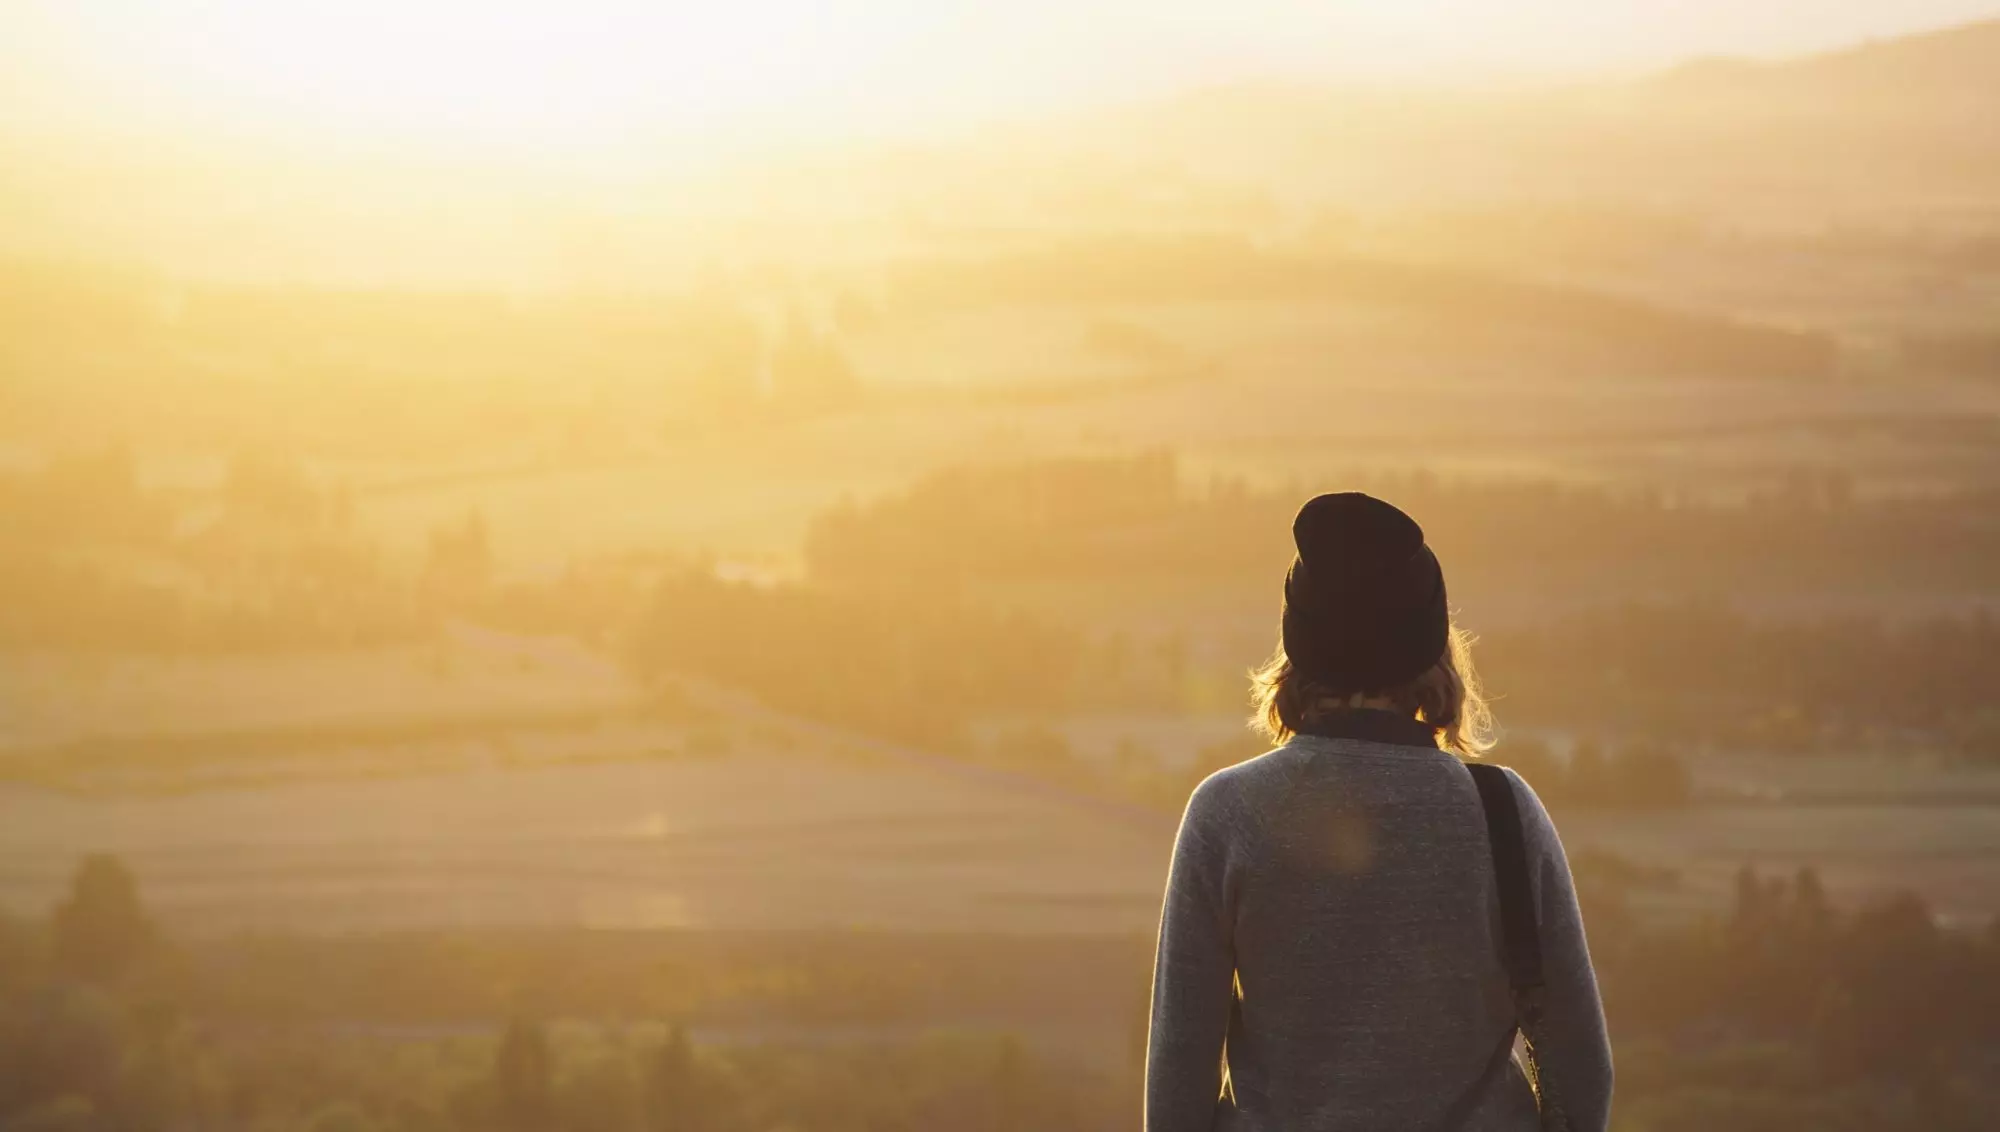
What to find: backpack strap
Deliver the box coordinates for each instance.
[1466,763,1546,1015]
[1466,763,1569,1130]
[1432,762,1560,1132]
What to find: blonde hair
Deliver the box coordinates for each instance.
[1250,622,1495,757]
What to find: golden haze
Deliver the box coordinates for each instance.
[3,7,2000,1130]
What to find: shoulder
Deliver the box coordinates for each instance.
[1494,764,1555,822]
[1488,763,1571,872]
[1189,743,1291,806]
[1179,745,1287,835]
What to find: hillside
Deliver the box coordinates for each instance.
[1033,15,2000,223]
[1656,17,2000,107]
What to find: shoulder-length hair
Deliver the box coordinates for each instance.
[1250,622,1495,757]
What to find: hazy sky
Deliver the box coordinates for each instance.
[5,1,1997,142]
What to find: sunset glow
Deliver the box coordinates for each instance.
[10,0,1997,148]
[2,4,1999,1127]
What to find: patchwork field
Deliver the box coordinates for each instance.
[6,656,1998,936]
[0,746,1172,935]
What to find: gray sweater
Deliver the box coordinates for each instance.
[1145,712,1614,1132]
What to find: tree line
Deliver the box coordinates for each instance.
[1584,865,2000,1131]
[0,856,1120,1132]
[1481,600,2000,758]
[4,855,1996,1131]
[804,453,2000,598]
[631,568,2000,768]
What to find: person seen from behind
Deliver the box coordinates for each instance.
[1145,493,1614,1131]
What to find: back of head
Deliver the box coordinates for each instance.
[1258,492,1490,754]
[1282,492,1450,695]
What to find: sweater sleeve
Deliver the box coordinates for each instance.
[1144,777,1238,1132]
[1506,768,1615,1132]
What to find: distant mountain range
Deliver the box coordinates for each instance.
[1036,15,2000,223]
[3,16,1995,284]
[1655,17,2000,107]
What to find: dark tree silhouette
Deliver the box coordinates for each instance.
[51,856,153,985]
[641,1024,735,1132]
[493,1017,553,1132]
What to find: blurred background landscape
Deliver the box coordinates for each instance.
[3,2,2000,1129]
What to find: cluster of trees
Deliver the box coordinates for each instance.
[456,1021,1105,1132]
[0,858,1122,1132]
[1588,868,2000,1130]
[7,854,1998,1131]
[0,447,425,652]
[627,578,1998,812]
[0,857,191,1130]
[1481,601,2000,757]
[0,448,633,654]
[642,296,866,426]
[798,454,2000,758]
[631,566,1718,813]
[805,453,2000,597]
[804,453,1198,587]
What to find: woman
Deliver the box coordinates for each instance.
[1145,493,1613,1131]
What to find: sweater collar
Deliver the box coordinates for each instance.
[1295,708,1440,750]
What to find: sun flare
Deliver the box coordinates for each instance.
[102,1,876,145]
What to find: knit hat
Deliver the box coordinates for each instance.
[1280,493,1450,692]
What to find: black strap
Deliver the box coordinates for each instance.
[1432,764,1558,1132]
[1467,763,1567,1131]
[1467,763,1544,996]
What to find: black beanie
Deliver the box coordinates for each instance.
[1280,493,1449,692]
